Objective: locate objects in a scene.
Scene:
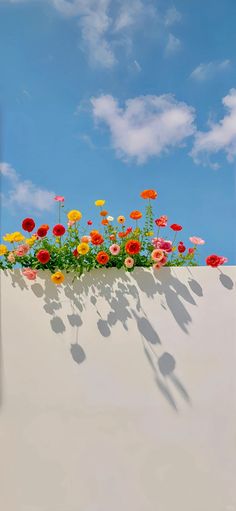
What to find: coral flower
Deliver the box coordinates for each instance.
[96,251,109,265]
[109,244,121,255]
[68,220,75,228]
[7,252,15,263]
[95,200,105,207]
[117,215,125,224]
[109,234,116,241]
[53,224,66,237]
[189,236,205,245]
[15,244,30,257]
[22,268,38,281]
[51,271,65,285]
[151,249,165,262]
[81,236,91,243]
[37,226,48,238]
[118,231,127,238]
[130,210,142,220]
[67,210,82,222]
[36,249,50,264]
[170,224,182,231]
[77,243,90,255]
[206,254,227,267]
[54,195,64,202]
[125,239,141,255]
[101,219,109,226]
[124,257,134,269]
[100,210,108,217]
[91,233,104,245]
[140,189,158,200]
[0,244,8,256]
[22,218,35,233]
[155,215,168,227]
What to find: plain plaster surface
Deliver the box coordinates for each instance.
[0,266,236,511]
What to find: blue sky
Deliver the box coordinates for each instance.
[0,0,235,264]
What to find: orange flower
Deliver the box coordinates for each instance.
[101,219,109,226]
[96,251,109,265]
[140,189,157,200]
[118,231,127,238]
[91,233,104,245]
[125,239,141,255]
[130,210,142,220]
[100,210,108,217]
[90,229,99,237]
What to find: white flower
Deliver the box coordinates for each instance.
[107,216,114,222]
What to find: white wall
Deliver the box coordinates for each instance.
[0,266,236,511]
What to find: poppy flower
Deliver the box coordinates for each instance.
[178,242,186,253]
[91,233,104,245]
[87,220,93,226]
[22,218,35,233]
[206,254,227,267]
[95,200,105,207]
[125,239,141,255]
[53,224,66,237]
[37,227,48,238]
[100,210,108,217]
[170,224,182,231]
[189,236,205,245]
[96,251,109,265]
[130,210,142,220]
[155,215,167,227]
[36,250,50,264]
[101,219,109,226]
[54,196,64,202]
[140,189,157,200]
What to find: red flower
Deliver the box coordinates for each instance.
[155,215,167,227]
[188,248,195,255]
[178,242,186,253]
[73,248,80,258]
[170,224,182,231]
[96,251,109,265]
[22,218,35,233]
[37,227,48,238]
[91,233,104,245]
[87,220,93,225]
[206,254,223,267]
[53,224,66,236]
[125,239,141,255]
[36,250,50,264]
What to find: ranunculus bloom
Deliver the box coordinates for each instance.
[152,238,172,253]
[125,239,141,255]
[130,210,142,220]
[15,244,30,257]
[54,195,64,202]
[67,210,82,222]
[77,243,90,255]
[140,189,158,200]
[95,200,105,207]
[178,242,186,253]
[91,233,104,245]
[117,215,125,224]
[22,218,35,233]
[51,271,65,285]
[36,249,50,264]
[96,251,109,265]
[151,248,165,261]
[22,268,38,281]
[155,215,168,227]
[124,257,134,269]
[101,219,109,226]
[189,236,205,245]
[170,224,182,231]
[37,226,48,238]
[206,254,223,267]
[100,210,108,217]
[53,224,66,237]
[81,236,91,243]
[109,244,121,255]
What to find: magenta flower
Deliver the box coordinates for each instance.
[54,195,65,202]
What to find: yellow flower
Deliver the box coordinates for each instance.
[145,231,154,237]
[117,215,125,224]
[51,271,65,285]
[3,232,25,243]
[77,242,90,255]
[67,210,82,222]
[26,235,37,247]
[95,200,105,207]
[0,244,8,256]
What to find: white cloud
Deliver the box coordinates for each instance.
[91,94,195,164]
[190,59,230,81]
[191,88,236,166]
[164,6,181,26]
[165,33,181,55]
[0,162,55,212]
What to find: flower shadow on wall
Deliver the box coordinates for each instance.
[3,266,234,411]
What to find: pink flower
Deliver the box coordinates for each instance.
[15,244,30,257]
[219,256,228,265]
[151,248,165,262]
[7,252,15,263]
[189,236,205,245]
[153,254,167,270]
[151,237,172,253]
[155,215,168,227]
[109,244,121,255]
[54,195,64,202]
[68,220,75,227]
[124,257,134,269]
[22,268,38,281]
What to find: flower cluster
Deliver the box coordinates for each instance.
[0,190,227,284]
